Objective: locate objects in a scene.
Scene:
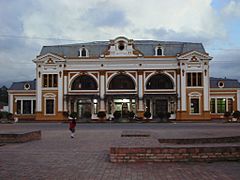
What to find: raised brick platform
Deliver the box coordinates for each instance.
[158,136,240,144]
[110,132,240,163]
[0,130,41,143]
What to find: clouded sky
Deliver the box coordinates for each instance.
[0,0,240,87]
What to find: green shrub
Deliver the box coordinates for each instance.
[128,111,135,120]
[224,111,231,118]
[97,111,106,119]
[166,112,171,119]
[144,111,151,119]
[113,111,121,119]
[69,112,78,119]
[232,111,240,119]
[0,111,9,119]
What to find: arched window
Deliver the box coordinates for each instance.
[155,46,164,56]
[157,48,162,55]
[109,74,135,90]
[146,74,173,89]
[78,47,89,57]
[81,48,87,57]
[71,75,97,90]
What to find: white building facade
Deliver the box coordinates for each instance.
[8,36,240,121]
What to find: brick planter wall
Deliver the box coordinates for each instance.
[0,131,41,143]
[110,146,240,163]
[158,136,240,144]
[110,132,240,163]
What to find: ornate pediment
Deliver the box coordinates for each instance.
[177,51,212,61]
[104,36,143,57]
[33,53,66,64]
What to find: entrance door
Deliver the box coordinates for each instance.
[122,102,129,118]
[78,100,92,119]
[154,99,168,117]
[113,99,136,118]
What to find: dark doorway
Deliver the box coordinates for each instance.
[154,99,168,117]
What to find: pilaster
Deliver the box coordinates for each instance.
[99,71,106,111]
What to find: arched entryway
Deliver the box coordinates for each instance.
[108,74,136,118]
[70,75,98,119]
[71,75,97,90]
[145,73,175,118]
[109,74,135,90]
[146,73,174,89]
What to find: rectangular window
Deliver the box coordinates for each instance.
[43,74,47,87]
[192,73,197,86]
[198,73,202,86]
[228,98,233,113]
[53,74,58,87]
[210,98,215,113]
[17,100,21,114]
[23,100,31,114]
[187,73,191,86]
[217,98,226,113]
[42,74,58,88]
[187,73,202,86]
[46,99,54,114]
[190,98,199,114]
[49,74,53,87]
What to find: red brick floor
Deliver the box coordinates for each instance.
[0,123,240,179]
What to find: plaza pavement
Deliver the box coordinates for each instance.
[0,122,240,180]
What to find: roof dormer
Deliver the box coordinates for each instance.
[78,46,89,57]
[155,45,164,56]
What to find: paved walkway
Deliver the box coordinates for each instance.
[0,123,240,180]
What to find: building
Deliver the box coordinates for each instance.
[8,36,240,121]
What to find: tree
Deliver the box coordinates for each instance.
[144,111,151,122]
[97,111,106,121]
[232,111,240,122]
[224,111,231,122]
[0,86,8,104]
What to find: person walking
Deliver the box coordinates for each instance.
[69,119,76,138]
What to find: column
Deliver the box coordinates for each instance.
[21,100,23,114]
[237,90,240,111]
[225,98,228,112]
[203,68,209,111]
[36,69,42,112]
[138,71,144,112]
[9,94,13,113]
[215,98,217,113]
[99,71,105,111]
[63,75,68,112]
[31,100,34,114]
[74,101,77,112]
[68,98,71,113]
[58,71,63,112]
[177,73,181,111]
[180,64,186,111]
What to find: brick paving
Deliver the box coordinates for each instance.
[0,123,240,180]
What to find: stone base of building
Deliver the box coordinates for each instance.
[35,112,66,121]
[176,111,211,121]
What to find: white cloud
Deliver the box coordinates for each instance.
[223,0,240,17]
[2,0,240,86]
[210,49,240,80]
[21,0,226,42]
